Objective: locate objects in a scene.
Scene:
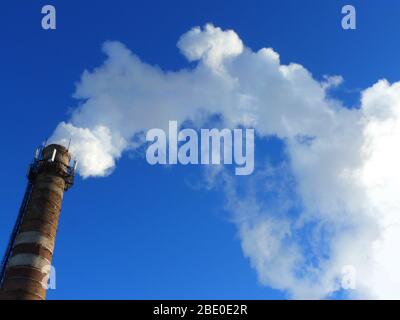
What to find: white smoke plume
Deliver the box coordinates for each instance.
[49,24,400,299]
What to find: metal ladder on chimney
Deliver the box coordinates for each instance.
[0,182,34,287]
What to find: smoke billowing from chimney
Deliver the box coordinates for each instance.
[49,24,400,299]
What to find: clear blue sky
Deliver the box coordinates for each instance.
[1,0,399,299]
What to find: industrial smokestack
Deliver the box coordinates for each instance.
[0,144,75,300]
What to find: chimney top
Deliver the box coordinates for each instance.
[42,144,72,166]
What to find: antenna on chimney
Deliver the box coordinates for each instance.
[51,149,57,162]
[67,138,72,151]
[73,160,78,171]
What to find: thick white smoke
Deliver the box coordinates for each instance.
[49,24,400,299]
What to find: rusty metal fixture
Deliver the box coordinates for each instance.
[0,144,75,300]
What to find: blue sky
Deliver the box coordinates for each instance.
[1,0,400,299]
